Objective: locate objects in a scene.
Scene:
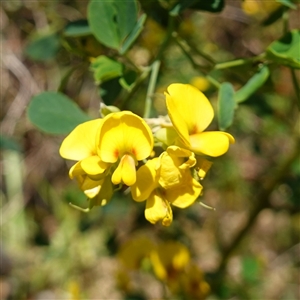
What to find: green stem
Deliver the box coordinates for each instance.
[215,54,266,70]
[290,68,300,110]
[144,60,161,118]
[121,14,175,108]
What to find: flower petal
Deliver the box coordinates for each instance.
[195,156,213,180]
[190,131,235,157]
[145,192,173,226]
[80,155,109,177]
[155,127,179,147]
[59,119,103,161]
[112,154,136,186]
[166,178,203,208]
[90,175,114,206]
[98,111,153,163]
[165,84,214,144]
[131,158,159,202]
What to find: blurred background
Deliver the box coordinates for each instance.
[1,0,299,299]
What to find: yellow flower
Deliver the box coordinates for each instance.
[131,146,203,226]
[162,83,235,157]
[118,236,155,270]
[59,119,113,206]
[150,241,190,281]
[180,263,210,299]
[97,111,154,186]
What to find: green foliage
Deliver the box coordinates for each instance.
[91,55,123,84]
[63,20,91,37]
[0,135,22,152]
[27,92,90,134]
[235,65,270,103]
[88,0,139,52]
[266,29,300,69]
[217,82,236,130]
[25,34,60,61]
[3,0,300,299]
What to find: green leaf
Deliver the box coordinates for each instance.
[242,256,260,283]
[119,70,137,91]
[0,135,22,152]
[235,65,270,103]
[25,34,60,61]
[217,82,236,130]
[275,0,297,9]
[120,14,147,55]
[99,78,123,105]
[27,92,90,134]
[171,0,224,15]
[88,0,138,51]
[64,20,91,37]
[266,29,300,69]
[91,55,123,84]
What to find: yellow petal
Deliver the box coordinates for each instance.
[112,154,136,186]
[150,251,167,281]
[155,127,178,147]
[131,158,159,202]
[165,84,214,145]
[80,155,109,177]
[98,111,153,163]
[158,147,195,189]
[165,178,203,208]
[59,119,102,161]
[145,192,173,226]
[90,175,114,206]
[195,156,213,180]
[166,146,196,169]
[69,161,85,179]
[190,131,235,157]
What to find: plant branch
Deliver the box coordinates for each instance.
[144,60,161,118]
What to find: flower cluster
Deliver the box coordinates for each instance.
[60,83,234,225]
[117,236,210,299]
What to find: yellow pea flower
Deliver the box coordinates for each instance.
[59,119,113,205]
[97,111,154,186]
[163,83,235,157]
[150,241,190,282]
[131,146,203,226]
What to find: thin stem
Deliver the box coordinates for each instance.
[290,68,300,110]
[144,60,161,118]
[215,54,266,70]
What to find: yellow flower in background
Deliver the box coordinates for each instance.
[131,146,203,226]
[163,83,235,157]
[150,241,190,281]
[190,76,210,92]
[118,236,155,270]
[180,263,210,299]
[97,111,153,186]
